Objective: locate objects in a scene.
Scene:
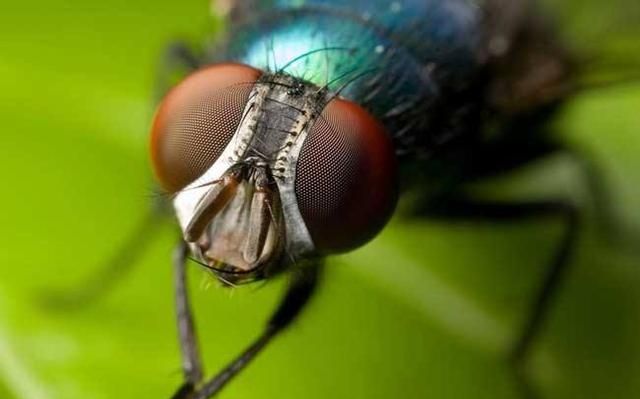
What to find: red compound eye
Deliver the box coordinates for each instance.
[295,98,398,253]
[150,63,262,192]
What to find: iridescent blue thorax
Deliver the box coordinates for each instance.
[209,0,484,157]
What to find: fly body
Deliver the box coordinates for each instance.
[153,0,573,281]
[140,0,625,398]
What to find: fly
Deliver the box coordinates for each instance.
[53,0,639,398]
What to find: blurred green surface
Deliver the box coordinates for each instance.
[0,1,639,399]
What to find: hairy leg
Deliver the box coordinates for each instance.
[155,41,201,102]
[172,241,204,399]
[44,198,171,308]
[44,42,202,309]
[422,194,579,398]
[170,249,321,399]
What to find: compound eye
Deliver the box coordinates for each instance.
[150,63,261,192]
[295,98,398,253]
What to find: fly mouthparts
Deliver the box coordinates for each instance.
[242,186,277,264]
[183,164,285,278]
[184,173,240,242]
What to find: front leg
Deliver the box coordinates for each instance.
[44,196,171,309]
[193,262,321,399]
[172,241,204,399]
[420,195,579,399]
[155,41,202,102]
[170,244,322,399]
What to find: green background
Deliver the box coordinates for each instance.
[1,1,639,398]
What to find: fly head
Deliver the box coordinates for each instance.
[150,63,398,284]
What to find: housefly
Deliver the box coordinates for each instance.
[56,0,639,398]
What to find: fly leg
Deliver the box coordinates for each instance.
[171,245,321,399]
[461,107,631,250]
[569,151,640,256]
[44,197,171,309]
[156,41,202,101]
[421,195,579,399]
[194,263,320,399]
[171,241,204,399]
[44,41,201,310]
[468,133,635,254]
